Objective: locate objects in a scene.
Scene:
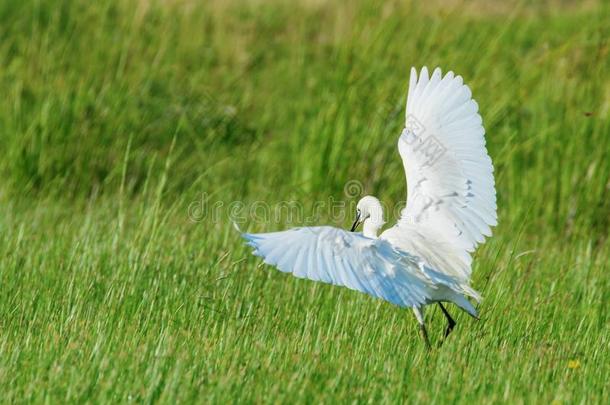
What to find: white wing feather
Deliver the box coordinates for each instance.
[396,67,497,255]
[242,226,433,308]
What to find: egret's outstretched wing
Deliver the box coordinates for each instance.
[242,226,431,308]
[397,66,497,255]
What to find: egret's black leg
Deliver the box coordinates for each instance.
[413,307,431,350]
[438,303,456,338]
[419,324,431,350]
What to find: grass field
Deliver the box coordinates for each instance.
[0,0,609,402]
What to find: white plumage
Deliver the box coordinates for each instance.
[398,67,496,254]
[240,67,497,347]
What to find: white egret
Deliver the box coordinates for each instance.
[240,67,497,348]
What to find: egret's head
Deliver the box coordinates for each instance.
[351,196,385,236]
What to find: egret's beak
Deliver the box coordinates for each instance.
[350,214,361,232]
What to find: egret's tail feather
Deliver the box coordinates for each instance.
[462,285,482,303]
[452,295,479,319]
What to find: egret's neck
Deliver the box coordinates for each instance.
[363,208,385,239]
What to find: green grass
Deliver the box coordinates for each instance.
[0,0,609,402]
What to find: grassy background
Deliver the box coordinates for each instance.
[0,0,609,402]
